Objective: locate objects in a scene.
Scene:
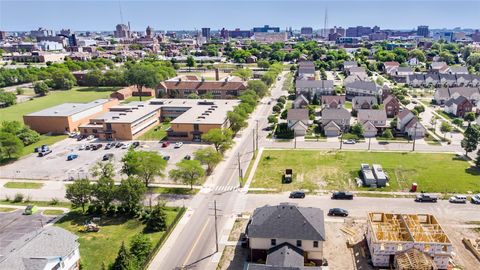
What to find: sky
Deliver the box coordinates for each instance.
[1,0,480,31]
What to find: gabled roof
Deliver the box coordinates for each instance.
[321,108,351,121]
[321,95,345,105]
[287,109,309,121]
[362,121,377,131]
[352,96,378,107]
[384,61,400,67]
[445,95,470,107]
[343,61,357,68]
[439,74,456,81]
[346,81,379,93]
[396,67,414,73]
[449,66,468,74]
[324,120,341,131]
[383,95,399,105]
[266,242,305,267]
[397,109,413,120]
[349,66,366,74]
[431,61,448,69]
[358,109,387,122]
[296,80,334,89]
[293,95,309,108]
[405,117,423,130]
[247,203,325,241]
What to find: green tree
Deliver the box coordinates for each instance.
[351,123,364,137]
[452,118,464,127]
[85,70,103,86]
[0,132,23,160]
[257,59,270,69]
[65,179,92,212]
[92,176,116,212]
[122,150,166,187]
[186,56,196,70]
[117,177,147,214]
[0,90,16,106]
[33,81,49,96]
[50,69,76,90]
[1,121,40,146]
[382,129,394,139]
[125,63,162,101]
[227,111,247,133]
[232,68,253,81]
[170,160,205,189]
[440,121,452,138]
[201,128,233,153]
[464,112,476,122]
[461,124,480,156]
[91,161,115,179]
[194,147,222,175]
[145,203,168,232]
[476,149,480,168]
[112,242,136,270]
[129,234,152,267]
[247,80,268,97]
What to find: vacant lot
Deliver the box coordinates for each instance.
[56,207,181,270]
[251,150,480,193]
[0,87,119,122]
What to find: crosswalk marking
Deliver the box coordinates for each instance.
[211,185,239,192]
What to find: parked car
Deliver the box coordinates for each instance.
[34,144,49,153]
[184,155,191,160]
[115,142,123,148]
[68,132,78,138]
[163,155,171,161]
[24,205,38,215]
[104,143,114,150]
[79,144,86,150]
[77,135,86,141]
[289,191,305,199]
[67,154,79,161]
[449,195,467,204]
[415,193,438,203]
[38,149,52,157]
[343,139,356,144]
[471,194,480,204]
[174,142,183,148]
[132,141,140,148]
[328,208,349,217]
[331,191,354,200]
[162,141,171,148]
[92,144,102,150]
[121,143,130,149]
[87,135,94,140]
[102,153,114,161]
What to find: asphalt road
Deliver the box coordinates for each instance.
[149,73,289,270]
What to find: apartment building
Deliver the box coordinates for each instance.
[158,76,247,99]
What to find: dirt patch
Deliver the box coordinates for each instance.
[442,224,480,269]
[228,218,248,242]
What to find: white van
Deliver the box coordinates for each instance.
[449,195,467,204]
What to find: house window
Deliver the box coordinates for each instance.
[296,240,302,247]
[313,241,318,248]
[271,239,276,246]
[193,124,199,131]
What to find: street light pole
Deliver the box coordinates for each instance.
[368,137,371,150]
[252,129,256,158]
[412,122,418,152]
[214,200,219,253]
[339,120,345,150]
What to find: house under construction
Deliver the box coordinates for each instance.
[366,212,452,269]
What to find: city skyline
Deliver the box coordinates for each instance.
[1,1,480,31]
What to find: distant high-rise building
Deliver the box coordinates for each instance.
[252,25,280,33]
[201,28,211,41]
[417,25,429,37]
[346,26,374,37]
[228,28,252,39]
[114,23,131,38]
[60,29,72,36]
[30,27,54,38]
[146,26,153,38]
[300,27,313,36]
[0,31,6,41]
[220,28,229,39]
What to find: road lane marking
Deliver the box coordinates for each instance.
[182,218,211,266]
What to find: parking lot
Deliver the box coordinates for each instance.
[0,138,208,182]
[0,210,54,255]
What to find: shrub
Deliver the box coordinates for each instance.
[13,193,24,203]
[49,198,59,205]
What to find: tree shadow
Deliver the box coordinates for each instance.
[465,167,480,176]
[57,210,131,227]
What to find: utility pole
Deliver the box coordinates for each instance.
[237,152,242,185]
[214,200,219,253]
[255,120,259,151]
[252,129,256,158]
[412,122,417,152]
[294,130,297,149]
[368,137,371,150]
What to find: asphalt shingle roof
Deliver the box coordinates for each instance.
[247,204,325,241]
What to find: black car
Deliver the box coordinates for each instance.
[328,208,349,217]
[163,155,170,161]
[331,191,354,200]
[289,191,305,199]
[415,193,438,203]
[92,144,102,150]
[184,155,191,160]
[115,142,123,148]
[132,141,140,148]
[103,153,114,161]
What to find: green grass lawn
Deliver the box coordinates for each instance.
[56,208,181,270]
[0,207,16,212]
[21,135,68,156]
[0,87,119,123]
[122,95,154,103]
[3,181,44,189]
[344,101,352,109]
[435,110,456,121]
[0,199,71,208]
[150,187,199,195]
[138,123,171,141]
[251,150,480,193]
[43,209,65,215]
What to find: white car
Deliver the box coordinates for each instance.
[343,139,356,144]
[174,142,183,148]
[449,195,467,204]
[87,135,94,140]
[79,144,86,150]
[121,143,130,149]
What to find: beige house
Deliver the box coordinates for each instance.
[246,203,325,267]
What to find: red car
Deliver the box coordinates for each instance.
[162,141,170,148]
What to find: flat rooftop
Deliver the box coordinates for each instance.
[25,99,111,117]
[162,99,240,125]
